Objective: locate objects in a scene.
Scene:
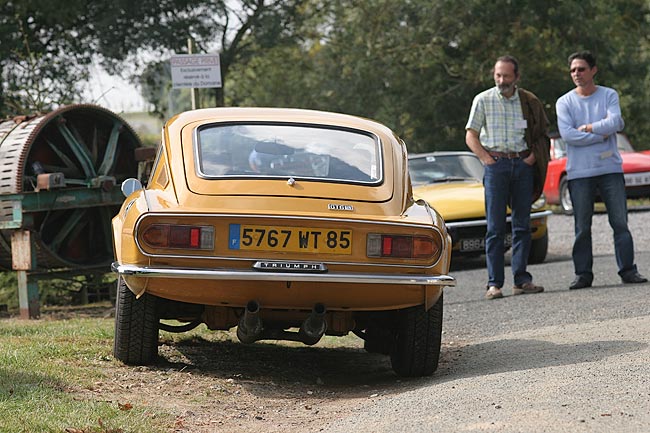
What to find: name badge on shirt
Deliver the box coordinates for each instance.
[515,119,528,129]
[600,150,613,159]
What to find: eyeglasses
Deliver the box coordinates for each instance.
[570,67,587,73]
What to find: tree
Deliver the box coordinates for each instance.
[0,0,306,116]
[2,0,649,152]
[94,0,306,112]
[0,0,95,114]
[227,0,650,151]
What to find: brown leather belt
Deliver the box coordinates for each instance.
[487,149,531,159]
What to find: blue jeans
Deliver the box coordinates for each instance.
[483,157,534,288]
[568,173,637,281]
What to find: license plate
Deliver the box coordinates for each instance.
[459,234,512,252]
[624,172,650,186]
[460,238,484,252]
[228,224,352,254]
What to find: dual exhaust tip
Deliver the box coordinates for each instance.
[236,300,327,345]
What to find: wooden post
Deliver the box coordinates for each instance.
[11,230,40,319]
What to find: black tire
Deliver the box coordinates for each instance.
[390,294,443,377]
[363,327,394,355]
[113,277,160,365]
[528,231,548,264]
[559,176,573,214]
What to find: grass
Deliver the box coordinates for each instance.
[0,303,366,433]
[0,310,173,433]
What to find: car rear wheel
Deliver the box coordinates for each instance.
[528,231,548,264]
[113,277,160,365]
[390,294,443,377]
[560,176,573,214]
[362,326,394,355]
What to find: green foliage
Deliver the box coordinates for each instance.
[0,0,94,114]
[0,273,18,311]
[135,1,307,111]
[0,0,305,116]
[0,272,115,315]
[2,0,649,152]
[228,0,650,152]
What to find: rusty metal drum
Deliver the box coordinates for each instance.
[0,104,144,270]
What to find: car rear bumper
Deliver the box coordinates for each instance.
[112,262,456,287]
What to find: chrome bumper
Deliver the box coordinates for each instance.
[445,209,552,229]
[112,262,456,287]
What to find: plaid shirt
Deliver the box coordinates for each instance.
[466,86,527,152]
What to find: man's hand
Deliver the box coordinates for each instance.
[480,154,496,165]
[465,129,496,165]
[578,124,592,133]
[523,152,536,166]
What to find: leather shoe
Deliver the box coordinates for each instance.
[621,271,648,284]
[512,282,544,295]
[569,276,592,290]
[485,286,503,300]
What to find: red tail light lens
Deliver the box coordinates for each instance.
[367,233,441,259]
[142,224,214,250]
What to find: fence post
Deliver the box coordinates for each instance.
[12,230,40,319]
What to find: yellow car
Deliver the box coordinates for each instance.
[409,151,551,264]
[112,107,455,377]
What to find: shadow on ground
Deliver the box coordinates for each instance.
[436,337,647,382]
[156,334,404,399]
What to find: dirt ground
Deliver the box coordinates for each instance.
[53,304,445,433]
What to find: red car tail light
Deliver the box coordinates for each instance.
[142,224,214,250]
[367,233,441,259]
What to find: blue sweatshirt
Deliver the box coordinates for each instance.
[556,86,624,180]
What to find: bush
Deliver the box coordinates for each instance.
[0,272,18,310]
[0,271,116,314]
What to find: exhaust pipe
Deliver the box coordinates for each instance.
[299,303,327,345]
[237,300,263,344]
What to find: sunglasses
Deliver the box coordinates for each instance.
[570,67,587,73]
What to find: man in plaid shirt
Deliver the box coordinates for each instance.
[466,55,548,300]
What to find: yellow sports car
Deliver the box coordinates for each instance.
[112,107,455,377]
[409,151,551,264]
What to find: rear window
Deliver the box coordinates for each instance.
[195,123,382,183]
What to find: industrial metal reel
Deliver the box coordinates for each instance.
[0,104,144,271]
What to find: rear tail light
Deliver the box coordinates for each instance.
[367,233,441,259]
[142,224,214,250]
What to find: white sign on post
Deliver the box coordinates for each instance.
[170,54,222,89]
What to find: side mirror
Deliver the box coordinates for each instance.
[121,178,143,197]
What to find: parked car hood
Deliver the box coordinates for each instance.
[622,151,650,173]
[413,181,485,221]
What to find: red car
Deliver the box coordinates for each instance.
[543,133,650,213]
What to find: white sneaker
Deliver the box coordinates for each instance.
[485,286,503,300]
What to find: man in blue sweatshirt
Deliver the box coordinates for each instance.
[556,50,647,289]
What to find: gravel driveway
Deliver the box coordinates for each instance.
[116,208,648,433]
[547,207,650,259]
[320,208,650,433]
